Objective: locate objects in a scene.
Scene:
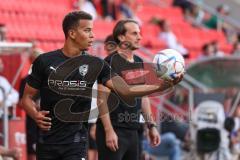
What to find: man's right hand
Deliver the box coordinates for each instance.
[157,73,184,92]
[105,128,118,152]
[33,110,51,131]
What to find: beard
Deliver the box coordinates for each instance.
[130,43,140,50]
[131,45,139,50]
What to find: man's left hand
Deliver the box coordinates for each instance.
[148,127,161,147]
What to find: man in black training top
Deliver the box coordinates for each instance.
[21,11,175,160]
[96,19,163,160]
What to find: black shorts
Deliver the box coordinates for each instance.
[96,125,139,160]
[26,116,37,154]
[36,142,88,160]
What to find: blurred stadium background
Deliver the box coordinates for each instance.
[0,0,240,159]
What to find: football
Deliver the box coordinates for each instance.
[153,49,185,80]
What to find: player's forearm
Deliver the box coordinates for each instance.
[97,85,114,132]
[142,111,156,125]
[108,76,162,98]
[141,97,156,124]
[128,85,161,97]
[100,114,114,132]
[98,100,114,132]
[20,96,38,120]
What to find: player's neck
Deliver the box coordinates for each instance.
[117,49,134,62]
[62,43,85,57]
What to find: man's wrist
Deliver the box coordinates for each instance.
[31,110,39,120]
[104,126,114,133]
[147,122,157,130]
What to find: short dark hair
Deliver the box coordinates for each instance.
[112,19,139,44]
[158,19,166,29]
[62,11,92,38]
[104,34,115,44]
[202,43,210,52]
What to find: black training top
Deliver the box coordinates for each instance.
[27,49,115,144]
[98,52,144,130]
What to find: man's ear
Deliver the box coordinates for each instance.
[68,29,76,39]
[118,35,125,42]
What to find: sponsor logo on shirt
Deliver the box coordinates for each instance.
[49,66,57,72]
[48,80,87,90]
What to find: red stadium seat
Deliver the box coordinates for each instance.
[93,20,115,40]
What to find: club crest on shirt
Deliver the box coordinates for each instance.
[79,64,88,76]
